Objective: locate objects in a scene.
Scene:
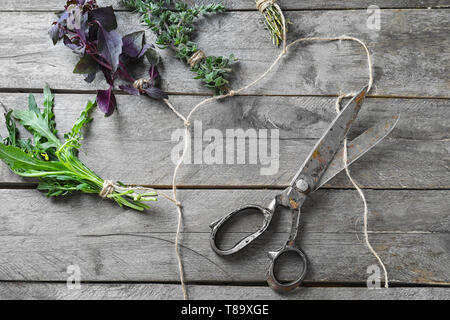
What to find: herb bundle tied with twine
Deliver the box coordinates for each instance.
[122,0,237,95]
[256,0,289,49]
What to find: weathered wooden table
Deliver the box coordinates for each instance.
[0,0,448,300]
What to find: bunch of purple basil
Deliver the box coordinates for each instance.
[49,0,168,116]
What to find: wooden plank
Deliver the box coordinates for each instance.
[0,283,448,300]
[0,189,448,284]
[0,189,448,234]
[0,10,449,97]
[0,93,448,188]
[3,0,449,11]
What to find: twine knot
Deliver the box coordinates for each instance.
[256,0,276,12]
[229,90,236,96]
[184,120,191,127]
[99,180,115,198]
[133,79,149,93]
[187,50,206,68]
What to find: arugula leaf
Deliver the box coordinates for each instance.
[13,107,61,151]
[43,84,57,136]
[0,144,67,176]
[64,99,96,150]
[4,110,18,146]
[28,94,39,114]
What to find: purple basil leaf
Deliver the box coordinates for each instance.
[66,5,84,31]
[73,55,99,74]
[49,11,70,44]
[77,13,90,40]
[122,31,147,59]
[138,43,153,59]
[84,73,96,83]
[89,6,117,32]
[119,85,140,96]
[116,64,135,83]
[88,22,99,42]
[49,24,60,45]
[145,47,160,65]
[144,87,168,100]
[63,35,85,54]
[96,88,116,116]
[76,0,86,5]
[97,24,122,73]
[56,10,69,28]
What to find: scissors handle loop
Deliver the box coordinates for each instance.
[209,204,275,256]
[267,244,308,292]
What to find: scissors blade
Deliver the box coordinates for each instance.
[291,86,368,190]
[314,114,400,191]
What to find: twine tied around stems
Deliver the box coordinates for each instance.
[133,78,150,93]
[256,0,277,13]
[256,0,287,53]
[188,50,206,68]
[99,180,115,198]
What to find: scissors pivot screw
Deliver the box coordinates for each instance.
[295,179,309,193]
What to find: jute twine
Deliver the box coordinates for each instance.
[133,78,149,93]
[99,180,179,206]
[256,0,276,12]
[99,180,115,198]
[187,50,206,68]
[157,6,388,298]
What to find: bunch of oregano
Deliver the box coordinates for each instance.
[121,0,237,95]
[0,86,157,211]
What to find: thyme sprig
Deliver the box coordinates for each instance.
[122,0,237,95]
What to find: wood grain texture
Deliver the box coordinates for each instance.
[0,0,448,299]
[0,233,447,284]
[0,93,448,188]
[0,283,448,300]
[0,189,448,284]
[3,0,450,11]
[0,10,449,97]
[0,189,448,234]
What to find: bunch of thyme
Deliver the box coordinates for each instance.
[122,0,237,95]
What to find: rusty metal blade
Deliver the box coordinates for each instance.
[291,86,368,190]
[314,115,400,191]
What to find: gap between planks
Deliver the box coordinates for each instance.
[1,6,450,13]
[0,88,450,100]
[1,183,449,191]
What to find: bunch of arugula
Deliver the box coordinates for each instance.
[0,86,157,211]
[49,0,168,116]
[122,0,237,95]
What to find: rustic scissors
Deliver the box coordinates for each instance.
[209,86,399,292]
